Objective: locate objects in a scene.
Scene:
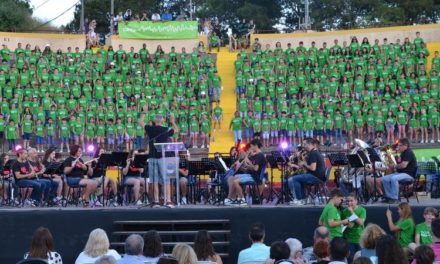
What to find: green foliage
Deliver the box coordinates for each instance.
[0,0,34,32]
[66,0,440,33]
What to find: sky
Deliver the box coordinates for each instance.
[30,0,79,27]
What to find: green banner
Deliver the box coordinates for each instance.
[119,21,198,39]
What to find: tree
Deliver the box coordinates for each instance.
[0,0,34,32]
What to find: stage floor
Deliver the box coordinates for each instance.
[0,197,436,264]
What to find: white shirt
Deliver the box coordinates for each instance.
[24,251,63,264]
[75,249,121,264]
[151,14,161,21]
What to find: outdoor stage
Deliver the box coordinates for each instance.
[0,199,436,264]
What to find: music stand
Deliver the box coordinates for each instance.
[347,154,366,203]
[271,151,291,204]
[328,153,348,188]
[154,142,186,207]
[265,153,280,203]
[366,148,382,202]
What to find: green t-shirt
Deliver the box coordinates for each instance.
[415,222,432,245]
[6,125,17,139]
[60,123,70,137]
[22,120,33,133]
[342,206,366,244]
[319,202,343,239]
[396,218,415,247]
[231,117,242,131]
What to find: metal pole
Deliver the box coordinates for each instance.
[80,0,85,33]
[110,0,114,35]
[189,0,193,20]
[305,0,310,30]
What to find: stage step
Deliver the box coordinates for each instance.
[111,219,231,260]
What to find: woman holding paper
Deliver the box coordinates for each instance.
[342,193,366,263]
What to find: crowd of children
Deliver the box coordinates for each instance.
[232,32,440,148]
[0,42,222,152]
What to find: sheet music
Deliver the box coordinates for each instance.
[348,214,359,222]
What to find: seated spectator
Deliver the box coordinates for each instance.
[172,244,197,264]
[303,226,330,263]
[329,237,349,264]
[140,11,149,21]
[285,238,306,263]
[354,224,386,260]
[143,230,164,262]
[352,257,372,264]
[237,223,270,264]
[252,38,262,52]
[375,235,407,264]
[161,10,173,21]
[427,218,440,262]
[193,230,223,264]
[95,256,117,264]
[269,241,292,263]
[413,245,435,264]
[123,9,132,21]
[23,227,63,264]
[409,207,438,251]
[158,256,178,264]
[118,234,147,264]
[313,240,330,264]
[151,12,161,21]
[75,228,121,264]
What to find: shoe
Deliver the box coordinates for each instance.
[388,198,399,204]
[181,197,187,205]
[201,145,206,148]
[165,202,175,208]
[206,144,210,148]
[380,197,390,203]
[93,200,103,207]
[438,139,440,143]
[135,200,143,206]
[289,199,305,205]
[224,198,233,206]
[238,197,247,206]
[112,200,119,207]
[193,146,198,149]
[431,139,435,143]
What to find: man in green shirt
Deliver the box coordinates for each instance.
[319,189,349,239]
[6,120,17,150]
[209,32,220,52]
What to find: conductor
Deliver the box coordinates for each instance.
[139,113,178,208]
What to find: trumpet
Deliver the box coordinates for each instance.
[380,144,398,171]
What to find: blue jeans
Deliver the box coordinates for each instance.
[233,130,242,143]
[39,178,59,200]
[288,173,323,200]
[382,172,414,200]
[16,179,44,201]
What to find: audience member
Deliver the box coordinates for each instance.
[303,226,330,262]
[319,189,348,239]
[409,207,438,251]
[23,227,63,264]
[95,255,117,264]
[151,12,161,21]
[352,257,373,264]
[353,224,385,260]
[193,230,223,264]
[269,241,291,263]
[413,245,435,264]
[143,230,164,262]
[342,193,366,263]
[285,238,306,264]
[313,240,330,264]
[75,229,121,264]
[118,234,147,264]
[157,256,179,264]
[429,218,440,262]
[161,10,173,21]
[172,244,197,264]
[386,202,415,248]
[237,223,270,264]
[329,237,349,264]
[375,235,408,264]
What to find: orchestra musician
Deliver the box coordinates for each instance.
[288,138,326,205]
[28,148,59,204]
[12,149,45,205]
[42,148,63,199]
[90,148,118,206]
[223,139,266,206]
[63,145,98,207]
[381,138,417,203]
[0,153,11,201]
[122,149,147,205]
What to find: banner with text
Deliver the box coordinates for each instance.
[118,21,198,39]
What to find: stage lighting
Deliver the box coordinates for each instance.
[87,144,95,153]
[238,143,247,150]
[280,141,288,150]
[15,145,23,151]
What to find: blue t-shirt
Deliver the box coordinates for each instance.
[237,243,270,264]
